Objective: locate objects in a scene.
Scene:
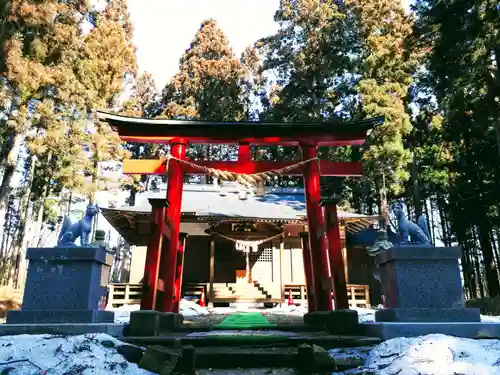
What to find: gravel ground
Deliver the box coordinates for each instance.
[198,369,299,375]
[183,313,304,328]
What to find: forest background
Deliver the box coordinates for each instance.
[0,0,499,302]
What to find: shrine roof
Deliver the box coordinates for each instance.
[96,110,384,146]
[100,183,379,245]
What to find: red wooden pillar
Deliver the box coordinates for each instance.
[299,232,317,313]
[300,144,333,312]
[161,138,187,312]
[322,199,349,310]
[141,198,169,310]
[172,232,188,313]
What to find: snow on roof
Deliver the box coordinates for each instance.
[115,183,378,222]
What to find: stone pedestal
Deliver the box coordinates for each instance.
[7,247,114,324]
[375,246,480,322]
[304,310,360,335]
[129,310,183,336]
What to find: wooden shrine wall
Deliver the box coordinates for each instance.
[345,245,382,305]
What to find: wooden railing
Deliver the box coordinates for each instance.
[284,283,371,308]
[107,282,371,309]
[107,283,142,308]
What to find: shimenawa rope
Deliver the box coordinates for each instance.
[211,231,283,253]
[163,154,319,186]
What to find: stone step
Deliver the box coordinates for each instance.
[133,342,371,371]
[193,346,365,371]
[123,332,381,349]
[195,346,296,369]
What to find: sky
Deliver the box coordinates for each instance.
[127,0,411,91]
[127,0,280,90]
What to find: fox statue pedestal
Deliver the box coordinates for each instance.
[7,247,114,324]
[375,246,480,322]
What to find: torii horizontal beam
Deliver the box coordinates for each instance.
[123,159,364,176]
[96,110,383,146]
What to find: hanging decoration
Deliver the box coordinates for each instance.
[162,154,319,187]
[211,232,283,253]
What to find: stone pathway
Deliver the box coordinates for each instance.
[216,312,277,329]
[183,313,304,329]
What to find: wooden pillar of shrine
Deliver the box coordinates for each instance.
[279,235,285,303]
[161,138,187,313]
[208,236,215,308]
[141,198,169,310]
[322,199,349,310]
[172,232,188,313]
[300,144,333,312]
[299,232,317,313]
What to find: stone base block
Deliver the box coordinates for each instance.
[375,307,481,322]
[361,322,500,340]
[6,309,114,324]
[159,312,183,333]
[0,323,124,337]
[129,311,183,336]
[304,310,360,335]
[325,309,360,335]
[303,311,330,329]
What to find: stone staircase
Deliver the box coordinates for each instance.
[212,281,278,303]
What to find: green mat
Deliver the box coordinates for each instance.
[202,335,287,343]
[215,312,278,329]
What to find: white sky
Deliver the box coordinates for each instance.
[127,0,280,90]
[127,0,411,91]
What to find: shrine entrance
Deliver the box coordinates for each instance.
[97,111,382,314]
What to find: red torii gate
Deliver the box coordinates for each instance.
[96,111,382,314]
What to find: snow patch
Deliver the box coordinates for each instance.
[0,333,153,375]
[362,334,500,375]
[109,299,210,323]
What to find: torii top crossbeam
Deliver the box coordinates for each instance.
[96,111,383,146]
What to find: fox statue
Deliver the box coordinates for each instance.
[57,204,100,247]
[391,201,433,246]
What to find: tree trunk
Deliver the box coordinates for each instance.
[437,195,450,246]
[477,218,500,297]
[30,185,49,248]
[471,227,485,298]
[0,133,23,253]
[411,148,422,218]
[491,230,500,272]
[13,155,36,289]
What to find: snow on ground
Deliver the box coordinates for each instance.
[1,333,500,375]
[0,333,153,375]
[110,300,500,325]
[111,299,211,323]
[359,334,500,375]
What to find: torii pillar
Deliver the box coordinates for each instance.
[141,198,169,311]
[300,144,334,312]
[161,138,187,313]
[322,198,349,310]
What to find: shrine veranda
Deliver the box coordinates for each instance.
[96,110,384,315]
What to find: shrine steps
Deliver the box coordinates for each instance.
[122,332,380,371]
[212,282,281,304]
[123,332,380,348]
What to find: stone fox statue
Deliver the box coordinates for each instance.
[57,204,100,247]
[391,201,433,246]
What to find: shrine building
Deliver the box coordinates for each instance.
[101,181,384,307]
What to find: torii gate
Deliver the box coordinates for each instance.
[96,111,382,314]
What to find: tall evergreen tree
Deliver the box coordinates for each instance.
[76,0,137,203]
[413,0,500,296]
[0,0,90,253]
[159,18,261,164]
[346,0,416,196]
[160,19,248,122]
